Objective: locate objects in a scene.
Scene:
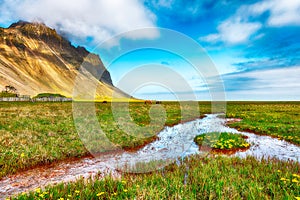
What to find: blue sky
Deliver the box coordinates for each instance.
[0,0,300,100]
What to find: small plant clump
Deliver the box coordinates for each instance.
[33,93,66,98]
[194,132,250,151]
[0,85,18,97]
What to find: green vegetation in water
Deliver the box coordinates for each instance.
[12,156,300,200]
[194,132,250,151]
[33,93,66,98]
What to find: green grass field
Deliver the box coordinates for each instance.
[1,101,300,199]
[0,101,206,179]
[226,102,300,145]
[14,156,300,199]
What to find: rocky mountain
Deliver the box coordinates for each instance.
[0,21,128,99]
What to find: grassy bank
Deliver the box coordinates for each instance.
[226,102,300,145]
[13,156,300,200]
[0,101,206,179]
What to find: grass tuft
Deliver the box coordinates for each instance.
[194,132,250,152]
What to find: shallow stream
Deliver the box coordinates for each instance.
[1,114,299,199]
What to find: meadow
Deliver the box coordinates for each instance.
[226,102,300,145]
[0,101,207,179]
[14,156,300,199]
[1,101,300,199]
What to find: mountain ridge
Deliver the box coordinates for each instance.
[0,21,128,99]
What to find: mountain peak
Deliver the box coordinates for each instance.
[9,20,32,28]
[8,20,60,39]
[0,21,122,98]
[9,20,50,30]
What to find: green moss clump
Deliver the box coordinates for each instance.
[194,132,250,150]
[33,93,66,98]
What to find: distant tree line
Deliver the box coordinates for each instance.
[0,86,71,102]
[0,85,18,97]
[33,93,66,98]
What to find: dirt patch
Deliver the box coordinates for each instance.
[225,118,243,124]
[199,145,250,155]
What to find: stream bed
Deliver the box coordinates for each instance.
[1,114,300,199]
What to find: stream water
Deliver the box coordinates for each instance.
[1,114,300,199]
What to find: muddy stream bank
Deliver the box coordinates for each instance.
[1,114,300,199]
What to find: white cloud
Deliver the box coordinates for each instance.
[200,34,220,43]
[232,66,300,88]
[249,0,300,27]
[200,0,300,45]
[0,0,159,45]
[218,19,261,44]
[223,66,300,100]
[200,19,261,45]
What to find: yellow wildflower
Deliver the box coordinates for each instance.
[293,174,300,178]
[292,179,299,183]
[20,153,25,158]
[123,189,128,192]
[75,190,80,194]
[96,192,105,197]
[35,188,41,193]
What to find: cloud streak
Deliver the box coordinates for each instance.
[0,0,159,46]
[249,0,300,26]
[200,0,300,46]
[200,19,262,45]
[222,66,300,93]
